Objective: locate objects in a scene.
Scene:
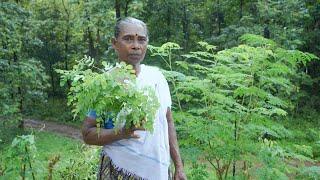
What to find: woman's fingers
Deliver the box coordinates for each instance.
[121,128,140,139]
[129,133,140,139]
[132,127,146,131]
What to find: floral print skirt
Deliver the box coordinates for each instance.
[97,154,173,180]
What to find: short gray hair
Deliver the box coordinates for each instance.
[114,17,148,38]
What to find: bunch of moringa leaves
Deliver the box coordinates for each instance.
[56,56,160,133]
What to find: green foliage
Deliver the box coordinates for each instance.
[206,0,313,51]
[33,131,99,179]
[148,42,181,71]
[0,2,49,124]
[0,2,39,58]
[292,144,314,159]
[25,97,74,125]
[151,35,319,179]
[0,130,100,179]
[297,166,320,180]
[305,128,320,142]
[245,117,293,141]
[57,56,160,132]
[18,59,50,112]
[1,0,320,179]
[240,34,277,48]
[148,42,183,110]
[6,134,37,179]
[57,145,99,179]
[3,0,320,112]
[0,58,49,118]
[188,163,209,180]
[312,142,320,159]
[254,140,290,180]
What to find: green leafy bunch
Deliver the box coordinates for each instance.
[56,56,160,132]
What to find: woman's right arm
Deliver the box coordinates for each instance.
[81,117,139,146]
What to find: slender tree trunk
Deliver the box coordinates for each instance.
[224,162,231,179]
[95,27,101,60]
[13,51,18,62]
[84,5,95,58]
[62,0,70,71]
[96,28,100,44]
[64,29,69,70]
[22,163,26,180]
[310,14,320,110]
[49,62,55,96]
[264,26,270,38]
[87,27,95,58]
[115,0,121,19]
[13,51,19,106]
[232,119,237,177]
[14,51,24,128]
[166,7,171,41]
[239,0,244,19]
[217,0,222,36]
[218,15,221,35]
[182,5,189,50]
[2,41,8,88]
[65,28,71,89]
[124,0,132,17]
[1,40,7,60]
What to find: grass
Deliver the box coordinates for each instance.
[0,124,100,179]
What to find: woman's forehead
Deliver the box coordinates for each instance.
[119,23,147,37]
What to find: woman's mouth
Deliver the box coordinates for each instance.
[129,54,140,57]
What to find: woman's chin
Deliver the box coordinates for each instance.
[127,57,143,65]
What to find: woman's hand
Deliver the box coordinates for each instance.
[120,127,145,139]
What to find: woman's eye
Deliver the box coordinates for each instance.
[138,38,147,43]
[123,36,133,41]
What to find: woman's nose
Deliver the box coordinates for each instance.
[131,40,140,50]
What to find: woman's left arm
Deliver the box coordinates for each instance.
[167,108,187,180]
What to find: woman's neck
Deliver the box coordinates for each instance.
[132,63,141,76]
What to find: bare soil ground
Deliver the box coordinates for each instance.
[23,119,82,140]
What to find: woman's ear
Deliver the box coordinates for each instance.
[111,38,118,50]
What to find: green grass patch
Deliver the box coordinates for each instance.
[0,129,100,179]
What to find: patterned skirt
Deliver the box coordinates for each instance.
[97,153,173,180]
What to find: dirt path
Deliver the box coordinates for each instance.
[23,119,82,140]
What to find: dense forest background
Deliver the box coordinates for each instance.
[1,0,320,179]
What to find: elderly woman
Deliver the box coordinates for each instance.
[82,17,187,180]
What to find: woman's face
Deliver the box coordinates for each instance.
[112,23,148,66]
